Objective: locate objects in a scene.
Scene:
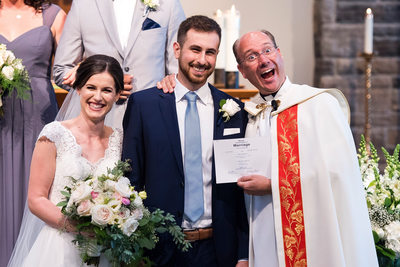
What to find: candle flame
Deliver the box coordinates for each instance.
[366,8,372,15]
[231,5,236,14]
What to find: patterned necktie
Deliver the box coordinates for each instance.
[183,91,204,222]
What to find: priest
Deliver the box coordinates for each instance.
[234,30,378,267]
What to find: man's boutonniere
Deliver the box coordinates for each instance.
[142,0,159,17]
[219,99,240,122]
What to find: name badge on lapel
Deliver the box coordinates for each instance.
[223,128,240,136]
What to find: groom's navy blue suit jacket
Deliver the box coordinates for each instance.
[122,84,249,266]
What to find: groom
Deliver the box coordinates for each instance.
[122,16,249,266]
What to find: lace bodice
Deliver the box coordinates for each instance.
[38,121,123,205]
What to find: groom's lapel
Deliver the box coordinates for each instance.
[210,84,225,140]
[158,92,184,178]
[95,0,124,57]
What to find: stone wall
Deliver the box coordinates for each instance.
[314,0,400,156]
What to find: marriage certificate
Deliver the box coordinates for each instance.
[213,137,268,184]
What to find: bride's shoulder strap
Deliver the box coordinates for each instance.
[37,121,65,145]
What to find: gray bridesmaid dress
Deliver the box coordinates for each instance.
[0,4,61,266]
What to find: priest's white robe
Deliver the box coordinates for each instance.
[244,78,378,267]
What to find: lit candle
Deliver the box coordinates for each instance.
[214,9,226,69]
[364,8,373,54]
[225,5,240,72]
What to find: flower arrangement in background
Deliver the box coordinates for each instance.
[57,160,190,266]
[358,135,400,266]
[0,44,30,116]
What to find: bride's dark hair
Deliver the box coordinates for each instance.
[74,55,124,94]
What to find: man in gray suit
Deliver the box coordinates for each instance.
[53,0,185,128]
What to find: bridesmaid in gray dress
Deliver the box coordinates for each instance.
[0,0,65,265]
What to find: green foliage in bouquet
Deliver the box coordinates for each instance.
[359,135,400,267]
[0,44,31,116]
[57,160,190,266]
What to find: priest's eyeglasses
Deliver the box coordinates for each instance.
[240,46,278,64]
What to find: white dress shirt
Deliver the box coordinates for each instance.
[112,0,136,50]
[174,79,214,229]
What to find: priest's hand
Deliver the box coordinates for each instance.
[157,74,176,93]
[62,65,79,86]
[119,74,133,100]
[237,175,271,196]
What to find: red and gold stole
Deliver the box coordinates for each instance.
[277,105,307,267]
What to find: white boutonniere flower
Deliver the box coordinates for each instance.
[219,99,240,122]
[142,0,159,16]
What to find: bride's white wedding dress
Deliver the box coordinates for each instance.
[8,121,122,267]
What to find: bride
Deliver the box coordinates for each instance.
[8,54,124,266]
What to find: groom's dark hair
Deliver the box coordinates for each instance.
[177,15,221,47]
[74,54,124,94]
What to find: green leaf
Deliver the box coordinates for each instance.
[60,190,71,197]
[56,201,68,207]
[219,99,226,108]
[384,197,392,208]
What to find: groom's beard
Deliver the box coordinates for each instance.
[179,60,214,86]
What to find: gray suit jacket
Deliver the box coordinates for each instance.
[53,0,185,92]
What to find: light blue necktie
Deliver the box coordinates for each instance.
[184,91,204,222]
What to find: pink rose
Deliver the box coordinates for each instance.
[77,200,93,216]
[91,191,99,199]
[121,197,130,206]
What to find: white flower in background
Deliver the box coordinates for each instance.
[121,217,139,236]
[385,221,400,254]
[1,65,14,80]
[115,177,132,197]
[91,205,114,226]
[105,179,116,191]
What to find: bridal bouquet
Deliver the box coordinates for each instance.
[0,44,30,116]
[358,136,400,266]
[57,160,190,266]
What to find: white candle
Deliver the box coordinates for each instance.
[225,5,240,72]
[364,8,373,54]
[214,9,226,69]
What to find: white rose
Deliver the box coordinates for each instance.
[70,182,92,204]
[77,199,93,216]
[115,177,132,197]
[105,179,116,191]
[3,50,15,64]
[12,60,24,71]
[131,208,143,220]
[119,207,131,220]
[133,192,143,207]
[222,99,240,116]
[1,65,14,80]
[91,204,113,226]
[107,199,121,213]
[121,217,139,236]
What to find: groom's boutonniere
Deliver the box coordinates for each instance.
[219,99,240,122]
[142,0,160,17]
